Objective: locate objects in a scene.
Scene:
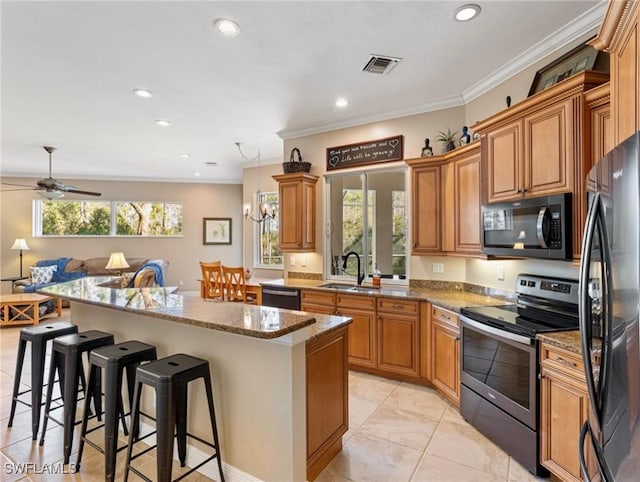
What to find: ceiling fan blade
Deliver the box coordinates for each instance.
[2,181,37,188]
[0,187,39,192]
[61,185,102,196]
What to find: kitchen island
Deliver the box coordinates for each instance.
[40,277,352,482]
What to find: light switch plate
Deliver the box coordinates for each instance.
[289,256,296,267]
[498,265,505,281]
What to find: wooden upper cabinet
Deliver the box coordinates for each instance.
[453,146,482,254]
[591,0,639,145]
[273,172,318,252]
[485,119,523,202]
[409,162,442,254]
[406,142,481,256]
[523,98,574,197]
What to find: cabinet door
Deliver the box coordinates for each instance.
[540,366,590,482]
[339,307,376,368]
[377,312,419,377]
[523,99,573,197]
[485,120,522,202]
[279,181,302,249]
[430,317,460,404]
[411,165,442,253]
[454,151,481,253]
[612,6,639,144]
[301,180,316,250]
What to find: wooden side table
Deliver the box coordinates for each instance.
[1,276,28,292]
[0,294,62,327]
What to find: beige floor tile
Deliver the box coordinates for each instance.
[321,431,422,482]
[508,457,547,481]
[358,405,438,451]
[382,383,449,420]
[426,419,510,478]
[348,371,400,404]
[345,393,379,440]
[440,404,467,426]
[412,453,505,481]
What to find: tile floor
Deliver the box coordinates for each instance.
[0,311,546,481]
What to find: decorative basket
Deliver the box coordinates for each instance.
[282,147,311,174]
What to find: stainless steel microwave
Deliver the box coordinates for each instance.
[481,193,572,260]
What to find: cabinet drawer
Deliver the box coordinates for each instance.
[337,294,375,311]
[301,303,336,315]
[432,306,459,327]
[301,290,336,306]
[540,343,585,381]
[377,298,419,315]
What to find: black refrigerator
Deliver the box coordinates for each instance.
[579,131,640,481]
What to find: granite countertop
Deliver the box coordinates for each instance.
[261,278,507,313]
[537,330,582,355]
[39,277,351,341]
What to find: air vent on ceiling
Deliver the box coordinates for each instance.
[205,161,218,166]
[362,55,402,75]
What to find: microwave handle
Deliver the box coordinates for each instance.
[536,206,550,248]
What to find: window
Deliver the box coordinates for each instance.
[34,200,183,237]
[326,167,408,282]
[256,191,282,267]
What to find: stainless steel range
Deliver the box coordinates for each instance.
[460,273,580,476]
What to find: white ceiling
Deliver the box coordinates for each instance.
[1,1,602,185]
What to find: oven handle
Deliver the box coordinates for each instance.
[460,315,533,345]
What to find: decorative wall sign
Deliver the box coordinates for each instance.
[326,135,403,171]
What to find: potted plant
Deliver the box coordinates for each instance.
[435,128,458,153]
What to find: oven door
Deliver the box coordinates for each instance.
[460,315,538,429]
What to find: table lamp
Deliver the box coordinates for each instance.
[105,252,129,275]
[10,238,30,277]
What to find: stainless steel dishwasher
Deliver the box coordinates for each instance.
[260,285,300,310]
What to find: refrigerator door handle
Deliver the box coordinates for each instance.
[579,421,592,482]
[579,192,607,432]
[580,420,615,482]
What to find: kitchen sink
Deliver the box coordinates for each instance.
[318,283,378,294]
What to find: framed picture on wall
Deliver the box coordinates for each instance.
[203,218,232,245]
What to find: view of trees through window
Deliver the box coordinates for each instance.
[258,192,282,266]
[38,200,183,236]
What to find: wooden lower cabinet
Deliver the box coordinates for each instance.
[540,342,592,482]
[429,305,460,405]
[306,325,349,480]
[336,294,376,368]
[376,298,420,377]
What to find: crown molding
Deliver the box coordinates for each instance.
[462,1,605,103]
[277,94,464,140]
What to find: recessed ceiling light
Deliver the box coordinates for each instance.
[194,172,201,177]
[179,153,191,158]
[133,88,153,98]
[335,98,348,108]
[213,18,240,37]
[155,120,171,127]
[454,4,481,22]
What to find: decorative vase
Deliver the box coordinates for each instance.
[444,141,456,153]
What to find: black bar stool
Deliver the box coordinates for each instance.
[124,354,225,482]
[7,321,78,440]
[76,340,157,482]
[39,330,115,464]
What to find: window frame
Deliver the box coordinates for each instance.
[33,199,184,237]
[324,165,409,286]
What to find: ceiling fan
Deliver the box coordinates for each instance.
[1,146,101,198]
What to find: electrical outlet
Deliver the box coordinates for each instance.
[301,255,307,267]
[289,256,296,267]
[179,280,184,286]
[432,263,444,274]
[498,265,505,281]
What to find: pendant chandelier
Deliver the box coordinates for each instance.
[236,142,276,224]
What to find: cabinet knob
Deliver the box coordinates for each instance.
[517,188,523,193]
[523,188,529,193]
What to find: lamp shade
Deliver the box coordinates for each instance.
[105,252,130,270]
[11,238,30,251]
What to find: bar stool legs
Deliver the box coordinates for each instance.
[124,354,224,482]
[75,341,157,482]
[7,322,78,440]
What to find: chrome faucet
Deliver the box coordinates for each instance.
[342,251,364,285]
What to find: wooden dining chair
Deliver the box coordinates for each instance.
[200,261,224,300]
[222,266,257,304]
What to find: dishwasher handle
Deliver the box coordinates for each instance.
[262,288,300,297]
